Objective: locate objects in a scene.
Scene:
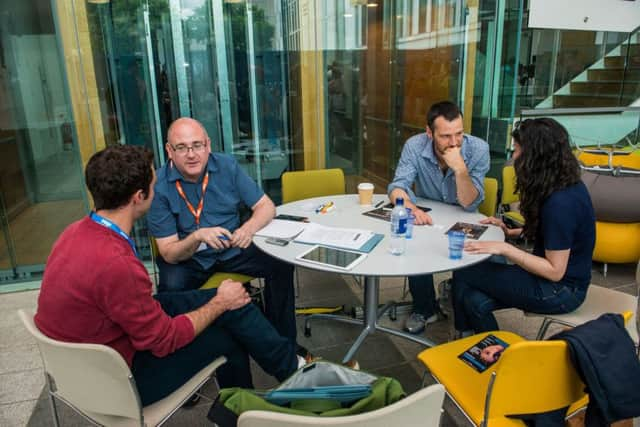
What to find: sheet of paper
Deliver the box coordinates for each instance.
[255,219,310,239]
[293,223,374,250]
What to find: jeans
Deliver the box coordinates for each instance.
[452,261,587,333]
[157,243,297,342]
[131,288,297,406]
[408,274,437,317]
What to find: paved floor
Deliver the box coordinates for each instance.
[1,262,637,426]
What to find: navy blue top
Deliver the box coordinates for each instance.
[148,153,264,269]
[533,181,595,290]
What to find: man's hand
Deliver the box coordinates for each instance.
[440,146,467,174]
[195,227,233,250]
[412,208,433,225]
[231,226,253,249]
[212,279,251,311]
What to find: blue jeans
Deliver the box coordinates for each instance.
[452,261,587,333]
[157,244,296,342]
[131,289,297,406]
[408,274,437,317]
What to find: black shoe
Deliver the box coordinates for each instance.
[182,393,201,408]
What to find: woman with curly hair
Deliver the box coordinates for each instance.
[451,118,595,334]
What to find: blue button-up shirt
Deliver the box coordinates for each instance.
[387,133,490,211]
[148,153,264,269]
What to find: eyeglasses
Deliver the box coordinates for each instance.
[170,141,207,155]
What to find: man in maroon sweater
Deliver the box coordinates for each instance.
[35,145,299,406]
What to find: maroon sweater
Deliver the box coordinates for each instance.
[35,217,194,365]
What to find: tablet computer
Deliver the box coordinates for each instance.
[295,245,367,271]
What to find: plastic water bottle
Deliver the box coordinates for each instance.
[405,208,415,239]
[389,198,407,255]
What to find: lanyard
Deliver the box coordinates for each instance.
[175,172,209,228]
[89,212,138,256]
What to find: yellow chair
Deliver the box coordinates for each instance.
[592,221,640,264]
[281,168,345,204]
[418,331,585,427]
[281,168,346,296]
[577,149,640,170]
[478,177,498,217]
[418,311,634,426]
[500,166,524,226]
[149,237,260,300]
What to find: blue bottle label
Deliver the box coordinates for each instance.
[397,218,407,234]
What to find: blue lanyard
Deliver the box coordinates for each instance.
[89,212,138,257]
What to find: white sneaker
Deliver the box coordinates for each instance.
[404,313,438,334]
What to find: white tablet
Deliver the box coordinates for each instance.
[295,245,367,271]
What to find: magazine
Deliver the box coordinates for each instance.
[458,334,509,373]
[445,222,488,240]
[363,203,431,222]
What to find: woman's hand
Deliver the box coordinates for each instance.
[480,217,522,239]
[480,216,508,234]
[464,240,510,256]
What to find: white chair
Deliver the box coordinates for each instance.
[236,383,445,427]
[527,284,638,343]
[18,309,226,427]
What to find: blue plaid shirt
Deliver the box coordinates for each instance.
[387,133,490,211]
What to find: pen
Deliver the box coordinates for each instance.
[315,203,327,213]
[353,233,360,241]
[374,200,384,208]
[317,201,334,214]
[217,235,229,241]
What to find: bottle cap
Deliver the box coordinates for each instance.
[395,197,404,205]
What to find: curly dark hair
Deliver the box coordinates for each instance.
[85,145,154,210]
[512,118,580,239]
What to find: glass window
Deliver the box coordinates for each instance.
[0,1,85,283]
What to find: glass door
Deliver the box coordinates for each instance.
[0,1,85,283]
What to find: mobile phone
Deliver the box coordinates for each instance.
[265,237,290,246]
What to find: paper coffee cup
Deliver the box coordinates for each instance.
[357,183,374,205]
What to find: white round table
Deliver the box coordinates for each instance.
[254,194,504,361]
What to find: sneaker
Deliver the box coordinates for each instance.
[404,313,438,334]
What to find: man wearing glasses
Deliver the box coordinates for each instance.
[148,117,296,343]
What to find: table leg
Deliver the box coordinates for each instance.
[341,276,379,362]
[305,275,437,363]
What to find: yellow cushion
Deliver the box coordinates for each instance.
[593,221,640,263]
[418,331,525,426]
[200,272,256,290]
